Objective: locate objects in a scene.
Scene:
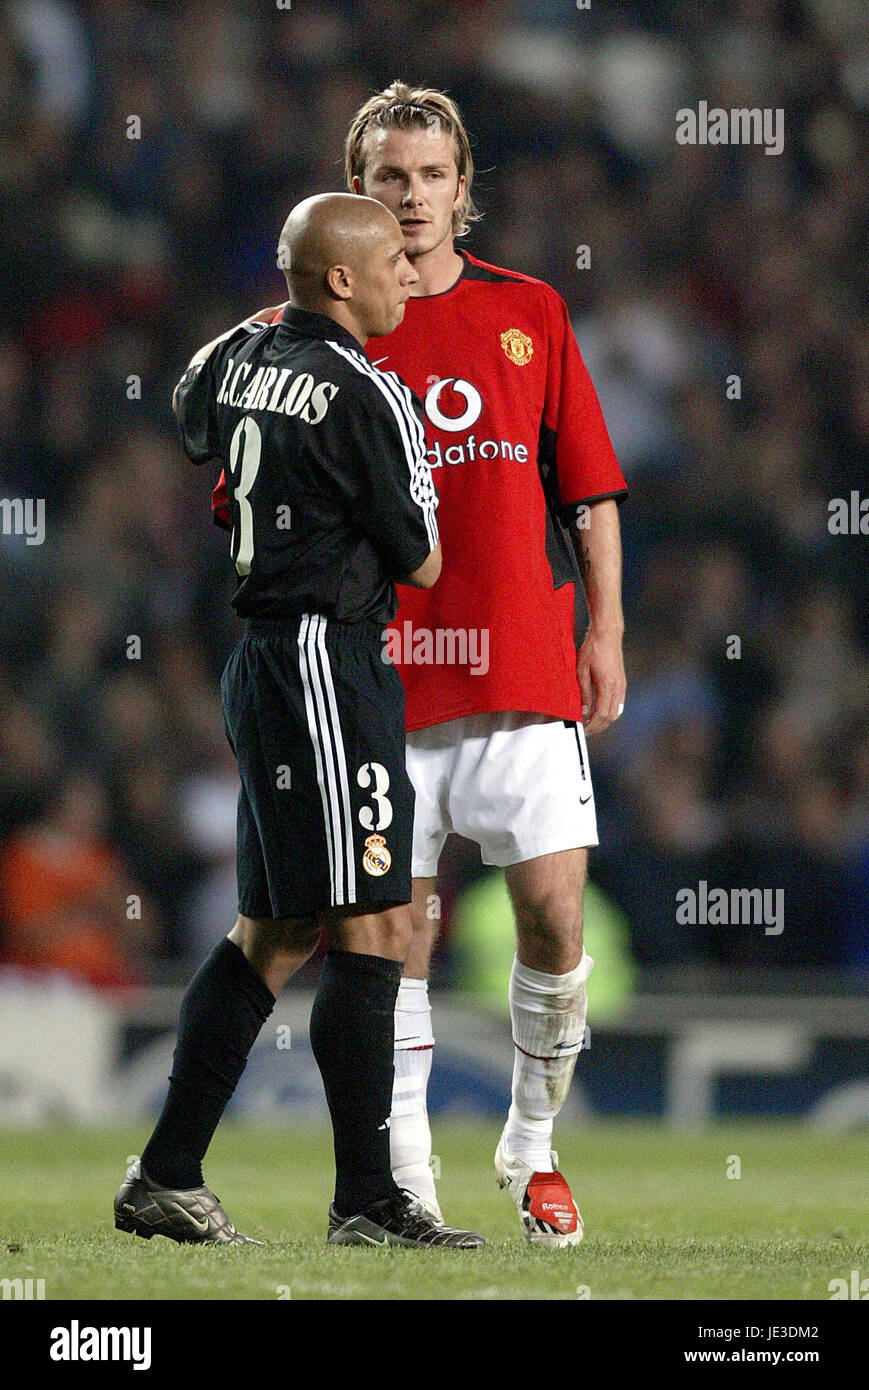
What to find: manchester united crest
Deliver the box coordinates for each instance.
[362,834,391,877]
[500,327,534,365]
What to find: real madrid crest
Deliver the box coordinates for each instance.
[362,833,391,877]
[500,327,533,365]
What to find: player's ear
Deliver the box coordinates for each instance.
[324,264,353,301]
[350,175,364,195]
[453,172,466,211]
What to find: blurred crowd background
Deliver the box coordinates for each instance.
[0,0,865,993]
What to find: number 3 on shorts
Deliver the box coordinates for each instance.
[357,761,393,831]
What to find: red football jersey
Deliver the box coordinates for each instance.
[211,252,626,731]
[367,252,626,731]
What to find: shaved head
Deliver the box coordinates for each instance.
[273,191,417,342]
[277,193,399,293]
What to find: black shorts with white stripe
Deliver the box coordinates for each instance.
[220,614,414,918]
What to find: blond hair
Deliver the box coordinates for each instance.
[345,81,480,237]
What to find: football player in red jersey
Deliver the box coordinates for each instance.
[213,83,627,1246]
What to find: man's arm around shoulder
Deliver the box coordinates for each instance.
[402,542,442,589]
[171,308,282,418]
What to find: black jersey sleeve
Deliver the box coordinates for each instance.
[174,354,218,463]
[339,367,439,579]
[174,322,267,464]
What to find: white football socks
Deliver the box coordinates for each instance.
[503,952,594,1172]
[390,977,439,1212]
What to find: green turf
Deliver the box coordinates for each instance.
[0,1121,866,1300]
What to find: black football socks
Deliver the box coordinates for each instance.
[142,938,401,1215]
[141,937,275,1189]
[309,948,403,1216]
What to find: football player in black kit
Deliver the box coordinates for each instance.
[113,193,484,1249]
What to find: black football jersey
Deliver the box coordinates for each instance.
[174,305,438,623]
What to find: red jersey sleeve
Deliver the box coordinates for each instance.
[212,469,230,530]
[542,287,627,511]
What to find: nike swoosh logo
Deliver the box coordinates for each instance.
[176,1207,209,1233]
[354,1229,388,1246]
[579,794,592,805]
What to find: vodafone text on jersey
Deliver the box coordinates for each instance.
[422,377,528,468]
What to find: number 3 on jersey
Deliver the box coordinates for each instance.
[357,762,393,831]
[228,415,261,575]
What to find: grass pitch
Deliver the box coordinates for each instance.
[0,1121,866,1300]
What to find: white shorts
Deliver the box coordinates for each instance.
[405,711,598,878]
